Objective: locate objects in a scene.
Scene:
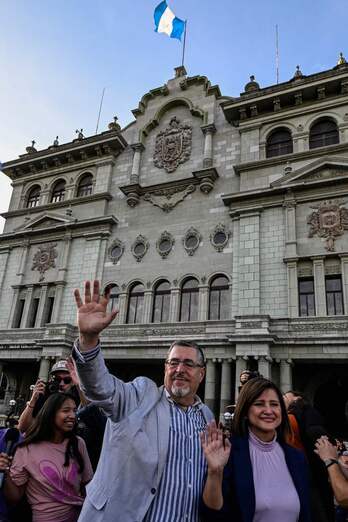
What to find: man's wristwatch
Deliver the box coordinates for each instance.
[323,458,339,469]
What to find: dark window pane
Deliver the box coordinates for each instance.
[213,232,227,245]
[28,298,40,328]
[127,284,144,324]
[152,281,170,323]
[27,186,41,208]
[299,278,315,316]
[51,180,66,203]
[77,175,93,197]
[266,129,293,158]
[13,299,25,328]
[309,120,339,149]
[185,235,199,249]
[326,276,344,315]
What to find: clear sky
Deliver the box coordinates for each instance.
[0,0,347,229]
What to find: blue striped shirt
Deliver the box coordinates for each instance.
[144,393,207,522]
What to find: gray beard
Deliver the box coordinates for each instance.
[170,385,190,398]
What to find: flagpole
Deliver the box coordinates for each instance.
[181,20,187,67]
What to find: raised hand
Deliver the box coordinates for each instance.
[74,280,118,350]
[315,435,338,461]
[66,356,80,387]
[200,421,231,473]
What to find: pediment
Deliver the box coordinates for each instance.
[271,156,348,188]
[15,212,75,231]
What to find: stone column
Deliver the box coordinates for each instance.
[17,241,30,284]
[95,160,115,193]
[198,284,209,321]
[280,359,293,392]
[22,286,33,327]
[284,199,297,258]
[312,257,326,316]
[169,286,180,323]
[235,356,247,400]
[258,356,272,380]
[8,287,20,328]
[143,290,153,323]
[220,359,232,414]
[0,248,10,295]
[51,283,65,324]
[287,261,298,318]
[117,291,128,324]
[340,255,348,313]
[57,234,72,281]
[95,236,109,282]
[130,143,144,184]
[204,359,216,412]
[201,124,216,168]
[37,285,49,326]
[38,357,51,381]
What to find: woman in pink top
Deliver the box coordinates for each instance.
[4,393,93,522]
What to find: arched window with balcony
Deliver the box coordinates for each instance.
[179,277,199,322]
[209,275,230,320]
[77,173,93,197]
[51,179,66,203]
[152,280,171,323]
[26,185,41,208]
[266,128,293,158]
[126,282,144,324]
[104,283,120,314]
[309,118,339,149]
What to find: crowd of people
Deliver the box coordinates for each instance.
[0,279,347,522]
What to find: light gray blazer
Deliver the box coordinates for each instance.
[76,351,214,522]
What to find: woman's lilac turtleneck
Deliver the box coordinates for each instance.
[248,429,300,522]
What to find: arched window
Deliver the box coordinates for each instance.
[104,283,119,314]
[0,373,8,400]
[266,128,293,158]
[77,173,93,197]
[152,280,170,323]
[51,180,66,203]
[209,275,230,320]
[26,185,41,208]
[309,119,339,149]
[127,283,144,324]
[179,278,199,322]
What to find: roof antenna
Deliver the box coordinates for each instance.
[275,24,279,84]
[95,87,106,135]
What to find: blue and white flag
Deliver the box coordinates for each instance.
[154,1,185,40]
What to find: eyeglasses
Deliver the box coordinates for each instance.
[165,358,204,369]
[53,376,72,385]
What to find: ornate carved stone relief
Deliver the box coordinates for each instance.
[183,227,201,256]
[131,235,149,262]
[156,231,175,258]
[31,243,58,281]
[108,239,125,264]
[307,200,348,251]
[153,117,192,173]
[143,184,195,212]
[210,224,230,252]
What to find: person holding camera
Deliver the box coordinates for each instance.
[18,360,78,433]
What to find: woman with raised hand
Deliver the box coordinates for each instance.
[4,393,93,522]
[200,378,311,522]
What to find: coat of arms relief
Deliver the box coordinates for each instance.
[307,200,348,251]
[153,117,192,173]
[31,243,58,281]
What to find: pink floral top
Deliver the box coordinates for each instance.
[10,436,93,522]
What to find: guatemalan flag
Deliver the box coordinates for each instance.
[154,1,185,40]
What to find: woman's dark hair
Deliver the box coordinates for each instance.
[19,393,84,472]
[233,378,290,441]
[285,390,310,414]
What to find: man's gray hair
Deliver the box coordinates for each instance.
[167,340,205,366]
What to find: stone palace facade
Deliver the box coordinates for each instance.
[1,58,348,434]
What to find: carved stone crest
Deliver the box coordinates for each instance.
[31,243,58,281]
[307,200,348,251]
[144,184,195,212]
[153,117,192,173]
[156,231,175,258]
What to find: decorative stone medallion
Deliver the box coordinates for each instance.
[183,227,201,256]
[153,117,192,173]
[31,243,58,281]
[210,224,230,252]
[131,235,149,262]
[108,239,125,264]
[307,200,348,251]
[156,231,175,259]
